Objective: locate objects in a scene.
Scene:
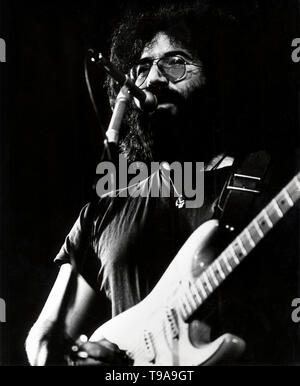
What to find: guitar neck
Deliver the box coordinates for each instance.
[178,172,300,321]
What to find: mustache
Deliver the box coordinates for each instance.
[147,87,184,106]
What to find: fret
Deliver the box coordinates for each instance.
[287,178,300,202]
[256,212,272,233]
[294,176,300,191]
[201,272,214,293]
[195,278,208,299]
[262,209,273,228]
[214,259,226,280]
[248,222,262,244]
[229,245,241,264]
[276,191,294,214]
[176,172,300,322]
[181,293,193,315]
[239,233,252,254]
[237,237,247,255]
[210,263,223,282]
[184,288,197,310]
[272,199,283,218]
[253,218,264,238]
[219,254,232,273]
[178,300,188,320]
[283,188,294,207]
[187,281,199,308]
[208,266,219,286]
[232,241,245,259]
[224,249,237,268]
[245,228,256,248]
[189,281,203,305]
[266,205,280,224]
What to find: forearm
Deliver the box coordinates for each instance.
[25,263,107,365]
[25,319,56,366]
[25,263,74,366]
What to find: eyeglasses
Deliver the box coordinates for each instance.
[130,54,202,87]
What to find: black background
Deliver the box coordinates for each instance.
[0,0,299,365]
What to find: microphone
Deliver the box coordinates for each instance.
[88,50,157,112]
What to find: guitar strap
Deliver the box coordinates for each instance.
[215,150,271,232]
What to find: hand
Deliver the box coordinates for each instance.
[68,335,132,366]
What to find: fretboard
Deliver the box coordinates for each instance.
[178,172,300,321]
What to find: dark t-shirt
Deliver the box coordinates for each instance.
[54,156,300,364]
[55,166,231,315]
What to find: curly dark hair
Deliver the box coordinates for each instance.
[107,0,235,105]
[102,1,240,161]
[98,0,298,161]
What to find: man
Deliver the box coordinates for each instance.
[25,1,300,365]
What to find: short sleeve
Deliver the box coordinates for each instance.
[54,203,92,266]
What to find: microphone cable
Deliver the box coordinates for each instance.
[84,50,112,161]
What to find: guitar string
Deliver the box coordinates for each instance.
[125,268,213,364]
[122,282,183,364]
[117,178,300,363]
[103,176,300,364]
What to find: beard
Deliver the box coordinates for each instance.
[120,85,219,163]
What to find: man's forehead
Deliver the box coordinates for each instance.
[140,32,191,60]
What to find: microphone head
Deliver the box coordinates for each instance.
[135,90,157,113]
[143,91,158,112]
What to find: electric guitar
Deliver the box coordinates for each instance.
[89,172,300,365]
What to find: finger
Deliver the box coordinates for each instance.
[78,341,129,364]
[97,339,123,353]
[78,341,111,359]
[69,357,108,367]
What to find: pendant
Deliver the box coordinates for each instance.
[175,195,185,209]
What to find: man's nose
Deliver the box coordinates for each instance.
[145,64,168,88]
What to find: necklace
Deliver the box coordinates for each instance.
[171,154,229,209]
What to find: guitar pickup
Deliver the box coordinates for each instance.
[166,307,179,340]
[143,329,156,364]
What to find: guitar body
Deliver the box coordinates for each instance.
[88,172,300,365]
[90,220,245,365]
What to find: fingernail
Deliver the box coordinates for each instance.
[77,351,89,359]
[79,334,88,343]
[71,345,79,353]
